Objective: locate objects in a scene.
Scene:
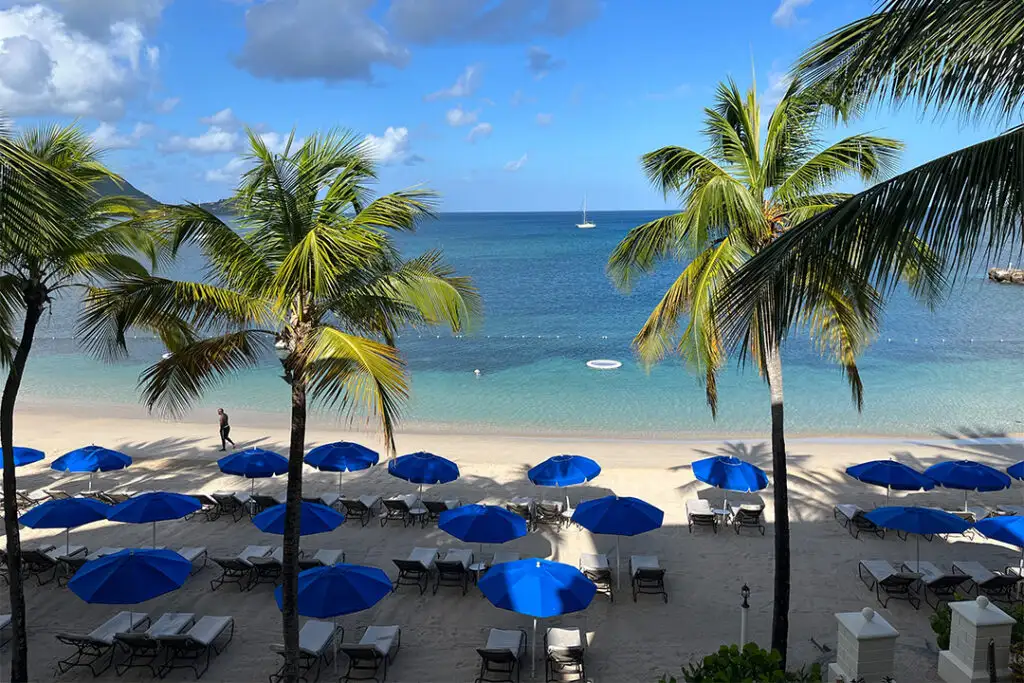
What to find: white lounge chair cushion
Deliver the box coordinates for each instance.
[902,560,944,583]
[312,549,344,565]
[579,553,609,570]
[147,613,195,638]
[178,547,207,563]
[492,551,520,565]
[408,547,438,568]
[299,620,336,655]
[358,495,382,509]
[485,629,523,657]
[49,545,86,560]
[187,616,232,646]
[445,499,461,509]
[509,497,535,507]
[859,560,897,581]
[360,625,399,656]
[390,493,417,507]
[443,548,473,569]
[999,505,1024,515]
[547,627,583,651]
[686,500,713,516]
[834,504,861,521]
[91,547,124,558]
[239,545,272,562]
[227,491,251,505]
[0,614,10,631]
[91,612,148,644]
[954,561,997,583]
[269,547,284,563]
[319,493,340,507]
[630,555,660,576]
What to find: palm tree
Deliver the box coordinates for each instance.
[608,80,907,664]
[77,129,479,682]
[719,0,1024,353]
[0,123,154,682]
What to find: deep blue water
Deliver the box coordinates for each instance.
[19,210,1024,437]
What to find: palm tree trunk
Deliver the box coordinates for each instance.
[2,298,44,682]
[280,376,306,683]
[765,345,790,667]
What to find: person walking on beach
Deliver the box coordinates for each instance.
[217,408,235,451]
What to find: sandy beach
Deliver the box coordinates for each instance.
[4,405,1024,682]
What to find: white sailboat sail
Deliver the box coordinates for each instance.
[576,194,595,229]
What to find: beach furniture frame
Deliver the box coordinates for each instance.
[340,625,401,682]
[630,555,667,602]
[392,547,438,595]
[505,500,535,532]
[158,615,234,680]
[858,560,921,609]
[114,611,195,676]
[209,545,271,591]
[270,619,339,683]
[953,561,1022,604]
[900,561,970,610]
[579,553,613,601]
[299,548,345,571]
[210,493,247,522]
[686,499,718,534]
[545,627,586,683]
[0,614,10,648]
[55,611,150,676]
[475,628,527,683]
[534,502,564,532]
[340,496,381,526]
[249,546,286,587]
[729,504,766,535]
[25,545,85,585]
[423,499,459,525]
[434,548,474,595]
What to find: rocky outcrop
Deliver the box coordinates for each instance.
[988,267,1024,284]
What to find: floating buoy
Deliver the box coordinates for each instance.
[586,359,622,370]
[474,369,481,376]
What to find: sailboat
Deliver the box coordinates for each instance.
[576,195,596,229]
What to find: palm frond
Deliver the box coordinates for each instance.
[349,189,439,233]
[640,146,733,200]
[774,134,904,205]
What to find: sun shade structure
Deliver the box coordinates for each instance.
[528,455,600,487]
[68,548,191,605]
[845,460,934,503]
[572,495,664,589]
[924,460,1012,510]
[866,506,972,569]
[274,564,391,618]
[20,497,109,555]
[388,451,459,497]
[51,446,131,490]
[252,501,344,536]
[217,448,288,494]
[11,447,44,467]
[107,492,202,548]
[305,442,379,496]
[439,504,527,557]
[692,455,769,492]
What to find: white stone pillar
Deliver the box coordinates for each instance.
[827,607,899,683]
[938,596,1016,683]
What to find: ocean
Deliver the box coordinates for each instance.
[19,210,1024,438]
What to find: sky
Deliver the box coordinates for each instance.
[0,0,1010,211]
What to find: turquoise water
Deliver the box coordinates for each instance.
[20,211,1024,437]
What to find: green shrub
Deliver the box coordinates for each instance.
[658,643,822,683]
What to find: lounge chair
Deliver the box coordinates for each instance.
[858,560,921,609]
[475,628,526,683]
[114,612,195,676]
[729,504,766,535]
[381,495,421,528]
[423,499,460,525]
[56,554,91,587]
[901,561,971,610]
[953,561,1022,603]
[15,489,49,510]
[158,615,234,679]
[505,499,535,532]
[211,492,247,522]
[249,546,285,587]
[630,555,667,603]
[104,491,134,505]
[299,548,346,571]
[579,553,613,601]
[392,547,438,594]
[535,502,564,532]
[0,614,10,647]
[545,627,586,683]
[434,548,474,595]
[179,546,209,575]
[26,545,85,585]
[188,493,221,521]
[80,490,110,504]
[55,611,150,676]
[686,499,718,534]
[848,509,885,540]
[44,489,73,501]
[998,504,1024,516]
[341,625,401,682]
[340,496,381,526]
[209,545,271,591]
[251,493,281,516]
[271,619,339,683]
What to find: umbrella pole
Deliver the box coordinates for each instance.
[532,618,537,679]
[616,538,621,591]
[964,490,969,512]
[65,528,70,556]
[152,521,157,549]
[916,535,921,572]
[886,486,890,505]
[251,478,255,495]
[338,471,343,498]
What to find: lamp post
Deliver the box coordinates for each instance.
[740,583,750,645]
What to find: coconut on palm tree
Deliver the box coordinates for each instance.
[0,123,155,682]
[77,129,479,682]
[720,0,1024,353]
[607,79,916,663]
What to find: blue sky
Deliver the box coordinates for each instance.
[0,0,1008,211]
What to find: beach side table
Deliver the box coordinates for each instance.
[938,596,1016,683]
[827,607,899,683]
[469,562,487,585]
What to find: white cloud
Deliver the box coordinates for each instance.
[504,153,527,171]
[90,121,153,149]
[510,89,533,107]
[762,69,793,109]
[161,126,239,154]
[445,104,479,127]
[535,112,553,126]
[43,0,167,40]
[256,130,297,155]
[154,96,179,113]
[362,126,411,164]
[236,0,408,82]
[388,0,601,44]
[526,46,563,78]
[205,156,249,183]
[0,4,160,118]
[772,0,813,28]
[425,64,481,101]
[200,107,240,128]
[466,122,492,143]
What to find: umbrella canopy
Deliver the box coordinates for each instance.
[20,497,109,529]
[976,516,1024,548]
[867,505,972,570]
[846,461,935,491]
[388,452,459,486]
[253,502,344,536]
[68,548,191,604]
[924,460,1012,492]
[107,492,202,548]
[528,455,601,487]
[479,558,596,619]
[218,448,288,478]
[274,564,391,618]
[692,455,769,493]
[51,446,131,473]
[11,447,44,467]
[1008,462,1024,481]
[571,496,664,589]
[305,442,379,472]
[439,505,528,544]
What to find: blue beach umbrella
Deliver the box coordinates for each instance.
[976,516,1024,571]
[572,495,664,588]
[107,492,201,549]
[692,455,769,510]
[866,506,972,569]
[305,442,379,496]
[439,504,527,556]
[479,558,596,677]
[528,454,601,508]
[924,460,1012,510]
[51,445,131,491]
[388,452,459,496]
[846,460,935,504]
[252,501,344,536]
[11,447,44,467]
[218,448,288,494]
[20,497,109,556]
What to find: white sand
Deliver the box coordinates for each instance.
[4,405,1024,682]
